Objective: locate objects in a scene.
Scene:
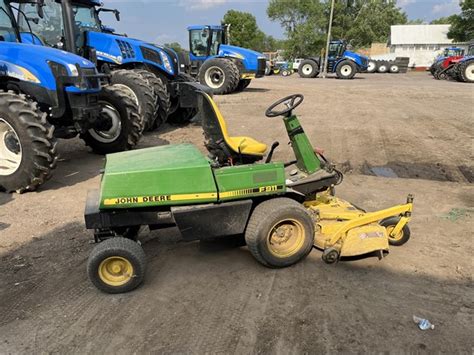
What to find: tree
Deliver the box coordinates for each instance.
[164,42,183,52]
[447,0,474,42]
[430,15,456,24]
[223,10,262,50]
[267,0,407,57]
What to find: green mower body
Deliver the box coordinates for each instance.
[99,143,286,209]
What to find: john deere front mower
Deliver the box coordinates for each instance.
[84,85,414,294]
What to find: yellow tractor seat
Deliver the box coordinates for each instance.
[199,92,268,164]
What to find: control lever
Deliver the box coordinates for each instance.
[265,142,280,163]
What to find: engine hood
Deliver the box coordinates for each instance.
[219,44,264,60]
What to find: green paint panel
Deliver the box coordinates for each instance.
[284,115,321,174]
[214,163,286,201]
[99,144,218,209]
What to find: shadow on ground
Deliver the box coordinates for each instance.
[0,222,472,353]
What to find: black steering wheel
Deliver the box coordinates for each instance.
[265,94,304,118]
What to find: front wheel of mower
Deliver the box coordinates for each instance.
[81,85,142,154]
[87,237,146,294]
[379,217,411,246]
[245,198,314,268]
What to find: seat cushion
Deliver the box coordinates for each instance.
[226,136,268,156]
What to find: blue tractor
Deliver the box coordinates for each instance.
[0,0,141,192]
[298,40,368,80]
[185,25,267,94]
[454,41,474,83]
[16,0,197,127]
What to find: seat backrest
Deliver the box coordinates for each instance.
[198,91,232,147]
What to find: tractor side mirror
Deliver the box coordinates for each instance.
[114,10,120,22]
[37,1,44,19]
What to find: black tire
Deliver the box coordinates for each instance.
[235,79,252,92]
[87,237,146,294]
[0,91,57,193]
[379,217,411,246]
[298,59,319,78]
[377,62,389,73]
[110,69,156,132]
[81,85,142,154]
[132,69,170,130]
[336,60,357,79]
[367,60,377,73]
[281,69,291,77]
[389,64,400,74]
[167,72,199,124]
[198,58,240,95]
[458,60,474,83]
[245,198,314,268]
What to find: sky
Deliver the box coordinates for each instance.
[102,0,462,47]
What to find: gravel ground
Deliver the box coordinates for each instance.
[0,72,473,353]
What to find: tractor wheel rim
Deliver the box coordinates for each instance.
[205,66,225,89]
[114,84,140,107]
[386,226,404,242]
[368,62,375,71]
[465,63,474,81]
[341,64,352,76]
[391,66,398,72]
[0,118,22,176]
[267,219,305,258]
[379,66,387,72]
[302,64,313,74]
[89,102,122,143]
[98,256,133,286]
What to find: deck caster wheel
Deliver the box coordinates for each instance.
[87,237,146,294]
[379,217,410,246]
[322,247,340,264]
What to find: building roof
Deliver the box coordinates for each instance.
[391,25,452,45]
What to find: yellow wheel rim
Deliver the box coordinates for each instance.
[386,226,404,242]
[98,256,134,286]
[267,219,305,258]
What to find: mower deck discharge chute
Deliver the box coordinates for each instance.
[84,84,414,294]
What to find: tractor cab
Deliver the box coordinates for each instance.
[328,40,347,60]
[443,47,465,58]
[188,25,228,60]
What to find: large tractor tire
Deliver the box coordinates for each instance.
[458,60,474,83]
[377,62,389,73]
[0,91,57,193]
[298,59,319,78]
[389,63,400,74]
[336,60,357,79]
[81,85,142,154]
[110,69,156,132]
[198,58,240,95]
[167,72,199,125]
[133,69,170,131]
[367,60,377,73]
[235,79,252,92]
[245,198,314,268]
[87,237,146,294]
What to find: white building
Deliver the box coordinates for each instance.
[389,25,461,68]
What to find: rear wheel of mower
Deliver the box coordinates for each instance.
[133,69,170,131]
[167,72,199,125]
[336,60,357,79]
[110,69,156,132]
[81,85,142,154]
[198,58,240,95]
[379,217,411,246]
[0,91,57,193]
[298,59,319,78]
[245,198,314,268]
[87,237,146,294]
[235,79,252,92]
[459,60,474,83]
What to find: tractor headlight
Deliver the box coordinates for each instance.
[160,51,173,74]
[48,61,69,77]
[66,64,80,77]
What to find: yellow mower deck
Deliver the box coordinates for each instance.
[305,191,414,263]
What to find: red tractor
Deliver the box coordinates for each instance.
[434,54,465,80]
